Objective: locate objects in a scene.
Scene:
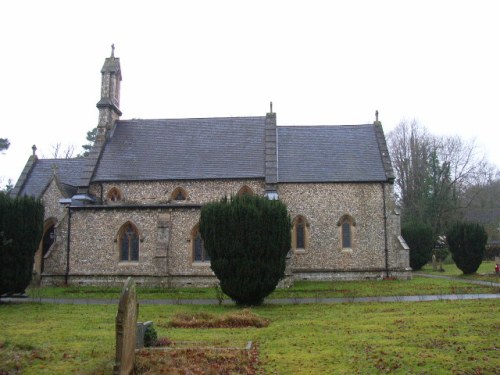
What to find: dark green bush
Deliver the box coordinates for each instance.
[0,192,44,296]
[200,195,291,306]
[143,325,158,347]
[402,221,434,271]
[446,222,488,274]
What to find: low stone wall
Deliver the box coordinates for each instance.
[293,268,412,281]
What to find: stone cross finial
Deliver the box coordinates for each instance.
[32,145,37,156]
[111,44,115,58]
[375,110,379,122]
[270,101,273,113]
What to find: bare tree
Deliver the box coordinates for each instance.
[44,143,76,159]
[387,120,496,236]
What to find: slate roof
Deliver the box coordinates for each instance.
[14,118,394,196]
[277,125,389,182]
[18,158,87,198]
[92,117,267,181]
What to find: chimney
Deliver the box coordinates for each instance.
[96,44,122,140]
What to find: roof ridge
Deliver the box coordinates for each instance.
[117,115,266,122]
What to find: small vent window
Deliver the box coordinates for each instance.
[107,187,122,202]
[171,187,188,201]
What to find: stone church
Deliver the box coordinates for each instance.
[12,50,410,287]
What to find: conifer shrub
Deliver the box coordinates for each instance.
[200,195,291,306]
[0,192,44,296]
[143,325,158,347]
[446,221,487,274]
[402,221,434,271]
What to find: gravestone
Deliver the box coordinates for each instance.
[432,254,437,271]
[136,321,153,349]
[113,277,138,375]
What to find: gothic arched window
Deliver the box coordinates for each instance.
[118,222,139,261]
[237,185,254,197]
[107,187,122,202]
[292,215,309,251]
[337,215,356,249]
[171,187,188,201]
[191,224,209,262]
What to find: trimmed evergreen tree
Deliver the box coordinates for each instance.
[446,221,487,275]
[200,195,291,306]
[0,192,44,296]
[402,221,434,271]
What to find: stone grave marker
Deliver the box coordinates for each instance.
[113,277,138,375]
[136,321,153,349]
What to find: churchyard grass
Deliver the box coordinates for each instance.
[1,299,498,374]
[25,273,497,301]
[419,260,499,282]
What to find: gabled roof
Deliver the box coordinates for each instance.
[17,158,87,198]
[277,125,389,182]
[14,117,395,196]
[92,117,267,182]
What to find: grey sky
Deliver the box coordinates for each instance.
[1,0,499,187]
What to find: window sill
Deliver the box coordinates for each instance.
[192,261,211,266]
[294,248,306,254]
[118,261,140,265]
[341,248,353,253]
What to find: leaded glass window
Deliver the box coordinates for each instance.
[296,221,305,249]
[342,221,351,248]
[119,223,139,261]
[193,230,209,262]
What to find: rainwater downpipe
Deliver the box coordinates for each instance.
[64,206,72,285]
[382,182,390,278]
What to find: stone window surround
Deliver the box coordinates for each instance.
[337,214,356,251]
[292,215,309,253]
[171,186,189,201]
[237,185,254,197]
[107,187,123,203]
[116,221,141,263]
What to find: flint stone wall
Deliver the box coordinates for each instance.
[279,182,410,279]
[37,179,70,282]
[40,178,410,286]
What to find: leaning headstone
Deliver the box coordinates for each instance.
[113,277,138,375]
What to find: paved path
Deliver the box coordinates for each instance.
[415,272,500,287]
[1,293,499,305]
[2,273,498,306]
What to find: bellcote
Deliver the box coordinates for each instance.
[96,44,122,132]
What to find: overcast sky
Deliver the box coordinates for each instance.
[1,0,499,188]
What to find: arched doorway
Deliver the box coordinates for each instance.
[34,219,57,276]
[41,224,55,273]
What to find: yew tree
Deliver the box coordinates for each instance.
[200,195,291,306]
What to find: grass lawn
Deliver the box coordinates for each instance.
[419,260,499,282]
[25,272,498,302]
[1,300,499,374]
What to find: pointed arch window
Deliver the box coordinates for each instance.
[171,187,188,201]
[192,224,209,262]
[337,215,356,250]
[292,215,309,251]
[107,187,122,202]
[118,222,139,261]
[237,185,254,197]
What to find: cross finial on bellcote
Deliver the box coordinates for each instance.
[111,44,115,58]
